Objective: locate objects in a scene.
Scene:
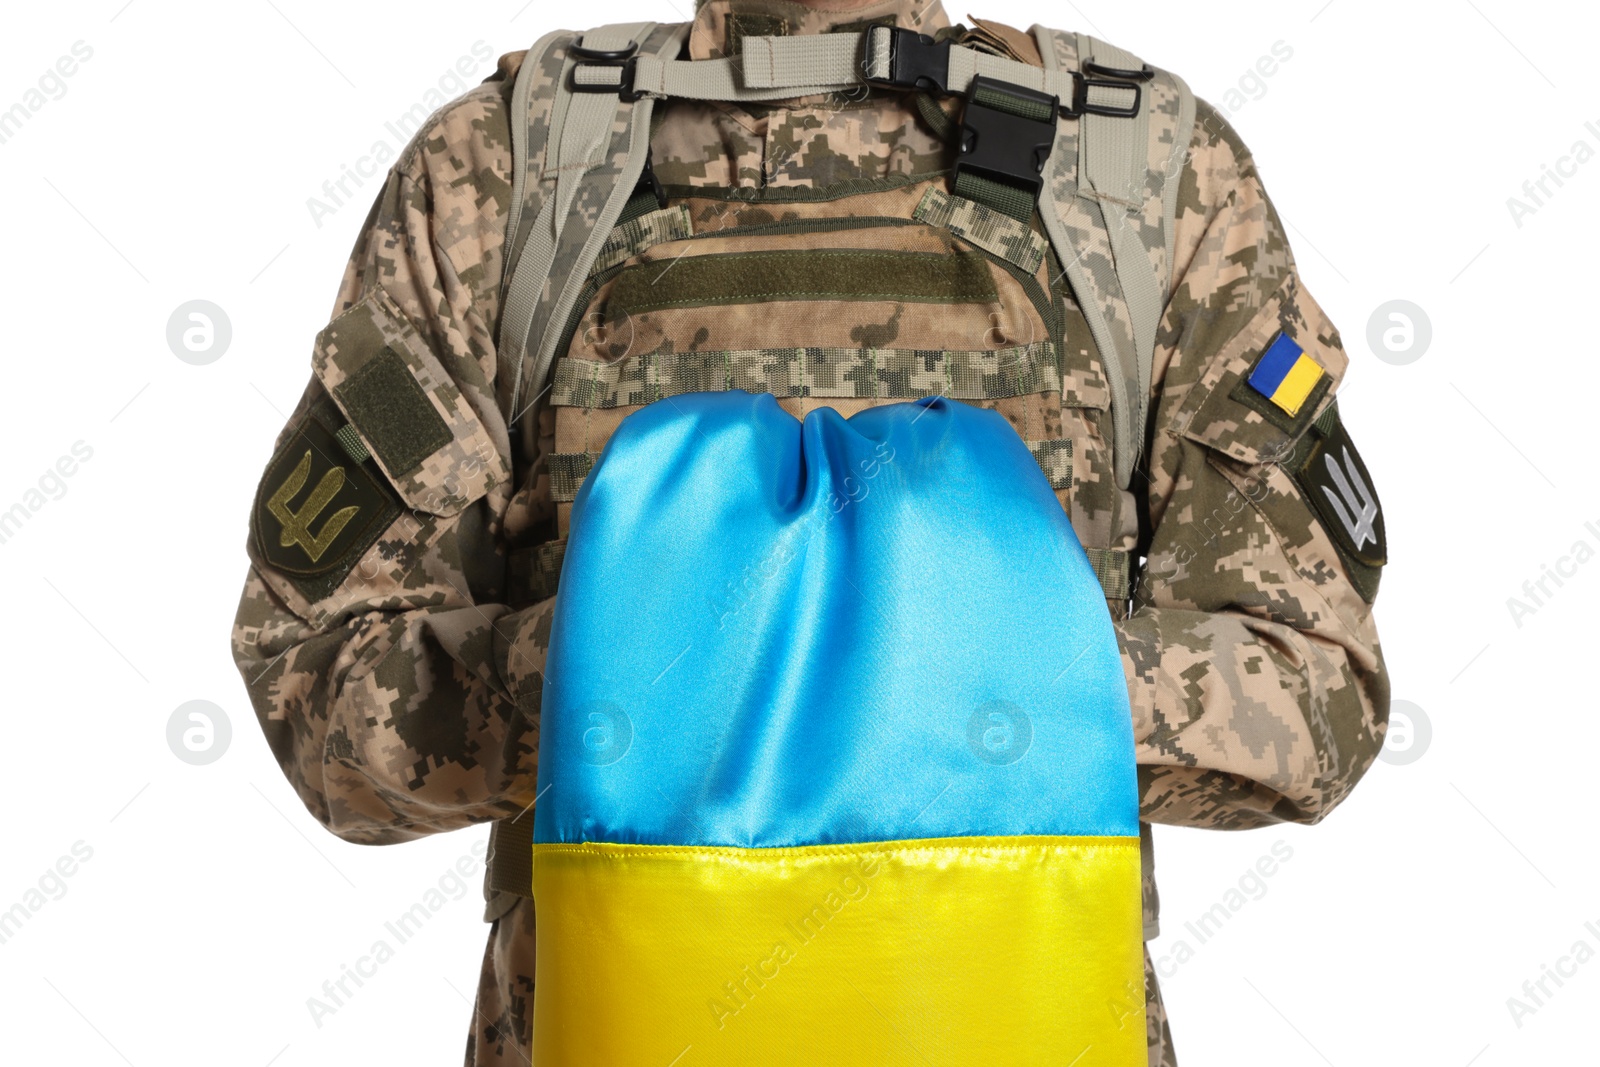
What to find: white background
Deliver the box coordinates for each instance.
[1,1,1595,1064]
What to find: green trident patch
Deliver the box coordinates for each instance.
[251,409,399,600]
[267,451,361,564]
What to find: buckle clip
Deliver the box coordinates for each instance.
[953,76,1059,205]
[865,26,954,95]
[570,40,643,99]
[1062,71,1142,119]
[636,148,667,211]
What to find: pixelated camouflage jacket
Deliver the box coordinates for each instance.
[233,1,1387,1060]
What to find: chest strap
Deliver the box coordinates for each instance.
[567,25,1140,114]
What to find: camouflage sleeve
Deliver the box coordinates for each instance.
[1122,100,1390,830]
[231,58,554,844]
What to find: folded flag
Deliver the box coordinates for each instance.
[532,392,1146,1065]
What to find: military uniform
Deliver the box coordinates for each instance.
[231,2,1389,1064]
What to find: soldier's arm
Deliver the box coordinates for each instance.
[1122,101,1390,829]
[231,61,553,844]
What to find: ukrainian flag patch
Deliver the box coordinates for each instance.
[1247,332,1324,416]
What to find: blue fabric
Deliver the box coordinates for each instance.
[534,393,1138,848]
[1247,331,1305,397]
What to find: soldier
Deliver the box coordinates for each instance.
[232,1,1389,1064]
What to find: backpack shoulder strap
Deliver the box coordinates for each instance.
[497,22,689,427]
[1031,26,1194,488]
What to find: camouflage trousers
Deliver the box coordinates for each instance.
[465,897,1178,1066]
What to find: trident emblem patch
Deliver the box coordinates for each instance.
[1320,446,1379,552]
[252,412,399,597]
[1295,404,1386,602]
[267,451,361,563]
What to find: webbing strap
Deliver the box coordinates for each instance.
[486,814,535,898]
[549,452,600,503]
[570,28,1123,106]
[630,53,848,101]
[953,171,1034,225]
[508,539,567,607]
[1085,546,1135,602]
[1029,25,1135,489]
[502,29,568,298]
[913,187,1049,275]
[740,33,865,89]
[502,24,653,419]
[1163,76,1197,331]
[566,36,863,102]
[502,23,679,428]
[1078,34,1159,472]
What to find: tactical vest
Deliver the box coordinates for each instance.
[483,18,1195,1062]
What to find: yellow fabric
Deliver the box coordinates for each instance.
[531,836,1146,1065]
[1271,352,1324,416]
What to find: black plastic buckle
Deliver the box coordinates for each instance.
[636,148,667,211]
[570,40,642,99]
[1062,71,1142,119]
[866,26,954,95]
[953,76,1060,204]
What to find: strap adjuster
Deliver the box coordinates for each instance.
[1082,58,1155,83]
[954,76,1059,207]
[1062,71,1142,119]
[570,40,644,99]
[865,26,954,95]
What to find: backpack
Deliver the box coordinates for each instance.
[533,390,1145,1063]
[483,18,1195,1060]
[495,19,1194,492]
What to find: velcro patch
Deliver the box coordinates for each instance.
[252,407,400,602]
[334,346,452,477]
[606,250,999,319]
[726,13,788,55]
[1247,332,1324,418]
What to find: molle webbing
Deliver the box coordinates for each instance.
[506,540,567,608]
[1026,438,1073,488]
[549,344,1062,408]
[1086,546,1135,602]
[591,205,693,276]
[548,452,599,503]
[913,187,1049,274]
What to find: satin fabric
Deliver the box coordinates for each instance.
[531,836,1146,1066]
[532,393,1144,1064]
[535,393,1138,848]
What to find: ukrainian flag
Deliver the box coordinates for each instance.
[1247,332,1324,416]
[533,393,1145,1065]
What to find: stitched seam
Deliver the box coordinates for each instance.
[531,835,1140,859]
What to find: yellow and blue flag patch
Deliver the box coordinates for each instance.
[1247,332,1324,416]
